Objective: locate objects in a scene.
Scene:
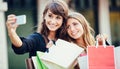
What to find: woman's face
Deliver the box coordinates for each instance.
[44,10,63,32]
[66,18,84,39]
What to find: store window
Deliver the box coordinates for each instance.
[110,0,120,46]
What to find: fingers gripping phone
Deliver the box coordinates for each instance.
[16,15,26,25]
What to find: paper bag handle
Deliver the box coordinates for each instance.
[96,34,106,48]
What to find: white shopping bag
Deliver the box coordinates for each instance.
[115,46,120,69]
[39,39,84,69]
[77,56,87,69]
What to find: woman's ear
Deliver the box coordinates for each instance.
[43,16,46,21]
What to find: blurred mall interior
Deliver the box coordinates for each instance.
[0,0,120,69]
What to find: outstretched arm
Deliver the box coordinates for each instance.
[6,14,22,47]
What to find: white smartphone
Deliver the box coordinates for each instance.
[16,15,26,25]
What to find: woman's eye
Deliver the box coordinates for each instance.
[56,16,62,19]
[66,25,70,30]
[73,23,78,26]
[48,14,52,18]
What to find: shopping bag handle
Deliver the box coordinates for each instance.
[96,34,106,48]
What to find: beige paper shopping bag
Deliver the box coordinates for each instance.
[39,39,84,69]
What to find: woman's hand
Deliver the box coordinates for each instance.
[6,14,18,35]
[96,34,108,45]
[46,40,53,48]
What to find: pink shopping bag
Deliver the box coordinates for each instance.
[88,35,115,69]
[87,45,115,69]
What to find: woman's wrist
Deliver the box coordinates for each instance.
[8,29,16,36]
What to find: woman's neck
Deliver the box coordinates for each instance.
[76,37,86,48]
[48,31,56,41]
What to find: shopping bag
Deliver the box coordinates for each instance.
[77,55,87,69]
[37,51,66,69]
[115,46,120,69]
[25,58,35,69]
[38,39,84,69]
[36,52,48,69]
[87,38,115,69]
[34,52,48,69]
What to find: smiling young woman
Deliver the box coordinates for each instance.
[61,12,95,50]
[6,0,68,57]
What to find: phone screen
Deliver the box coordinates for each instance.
[16,15,26,25]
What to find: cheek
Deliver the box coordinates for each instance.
[58,20,63,26]
[45,17,49,22]
[79,28,84,36]
[60,22,63,26]
[44,15,50,22]
[77,25,83,31]
[81,27,84,33]
[67,31,71,36]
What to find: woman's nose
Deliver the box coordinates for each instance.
[70,25,75,31]
[50,18,56,24]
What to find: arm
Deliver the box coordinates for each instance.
[6,14,22,47]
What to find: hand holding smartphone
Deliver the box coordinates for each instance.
[16,15,26,25]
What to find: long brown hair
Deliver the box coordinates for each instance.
[37,0,68,42]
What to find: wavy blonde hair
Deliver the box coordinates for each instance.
[61,12,95,48]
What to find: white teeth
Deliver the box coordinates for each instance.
[49,23,57,26]
[71,32,77,36]
[50,25,56,28]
